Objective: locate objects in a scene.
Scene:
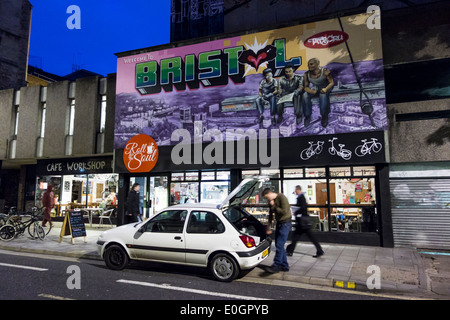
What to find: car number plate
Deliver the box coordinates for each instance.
[262,248,269,258]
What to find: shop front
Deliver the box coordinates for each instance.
[36,156,118,222]
[113,12,392,246]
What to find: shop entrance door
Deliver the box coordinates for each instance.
[315,183,336,220]
[147,175,169,218]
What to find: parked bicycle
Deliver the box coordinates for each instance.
[0,208,46,241]
[3,207,52,236]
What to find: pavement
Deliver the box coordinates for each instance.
[0,222,449,300]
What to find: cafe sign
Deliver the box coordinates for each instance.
[123,134,159,173]
[36,156,113,176]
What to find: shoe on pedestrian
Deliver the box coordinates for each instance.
[281,267,290,272]
[321,116,328,127]
[287,251,293,257]
[296,116,302,125]
[265,265,280,274]
[313,251,324,258]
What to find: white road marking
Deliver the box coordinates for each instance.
[0,262,48,272]
[38,293,75,300]
[117,279,270,300]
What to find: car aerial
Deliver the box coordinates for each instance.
[97,178,272,282]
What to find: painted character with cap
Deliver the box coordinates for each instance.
[255,68,278,124]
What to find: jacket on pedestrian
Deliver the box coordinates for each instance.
[268,193,292,224]
[295,193,308,217]
[126,190,140,217]
[42,186,54,211]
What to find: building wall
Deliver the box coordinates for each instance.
[388,99,450,163]
[0,89,14,158]
[0,0,32,90]
[16,85,41,159]
[73,76,100,155]
[43,80,70,157]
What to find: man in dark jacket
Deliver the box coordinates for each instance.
[126,183,140,223]
[286,186,324,258]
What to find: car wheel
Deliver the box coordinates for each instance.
[210,253,240,282]
[104,245,129,271]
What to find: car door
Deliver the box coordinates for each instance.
[131,209,187,263]
[184,210,226,266]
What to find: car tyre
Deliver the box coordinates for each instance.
[210,253,240,282]
[104,244,129,271]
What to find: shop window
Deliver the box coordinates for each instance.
[284,168,303,178]
[353,166,376,176]
[171,173,184,181]
[201,171,215,181]
[201,181,229,203]
[330,167,351,177]
[171,182,199,204]
[185,172,199,181]
[242,170,259,179]
[305,168,326,177]
[216,171,230,180]
[36,173,118,216]
[261,169,280,178]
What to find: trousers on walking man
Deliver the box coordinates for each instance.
[286,185,324,258]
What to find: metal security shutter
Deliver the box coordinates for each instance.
[390,178,450,250]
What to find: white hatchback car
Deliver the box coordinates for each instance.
[97,178,271,282]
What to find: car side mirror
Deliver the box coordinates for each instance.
[138,225,146,233]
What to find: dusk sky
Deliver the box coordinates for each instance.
[28,0,171,77]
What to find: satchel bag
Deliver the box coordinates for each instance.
[298,215,312,230]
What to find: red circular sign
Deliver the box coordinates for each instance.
[123,134,159,173]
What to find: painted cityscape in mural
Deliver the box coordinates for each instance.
[115,13,387,149]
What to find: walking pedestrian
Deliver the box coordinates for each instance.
[41,184,54,227]
[286,185,324,258]
[126,183,140,224]
[262,188,292,273]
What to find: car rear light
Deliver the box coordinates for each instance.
[239,235,256,248]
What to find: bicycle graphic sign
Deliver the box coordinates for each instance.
[295,131,385,165]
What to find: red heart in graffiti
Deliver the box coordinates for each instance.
[238,45,277,70]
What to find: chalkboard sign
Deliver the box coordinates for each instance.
[69,210,87,238]
[59,210,87,244]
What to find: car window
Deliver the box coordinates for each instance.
[143,210,187,233]
[187,211,225,234]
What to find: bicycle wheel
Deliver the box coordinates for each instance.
[28,222,46,240]
[0,225,16,241]
[41,223,52,236]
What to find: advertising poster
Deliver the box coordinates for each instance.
[115,12,386,149]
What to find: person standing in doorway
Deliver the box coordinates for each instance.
[286,185,324,258]
[262,188,292,273]
[126,183,140,223]
[41,185,54,227]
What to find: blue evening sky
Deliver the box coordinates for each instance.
[28,0,171,77]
